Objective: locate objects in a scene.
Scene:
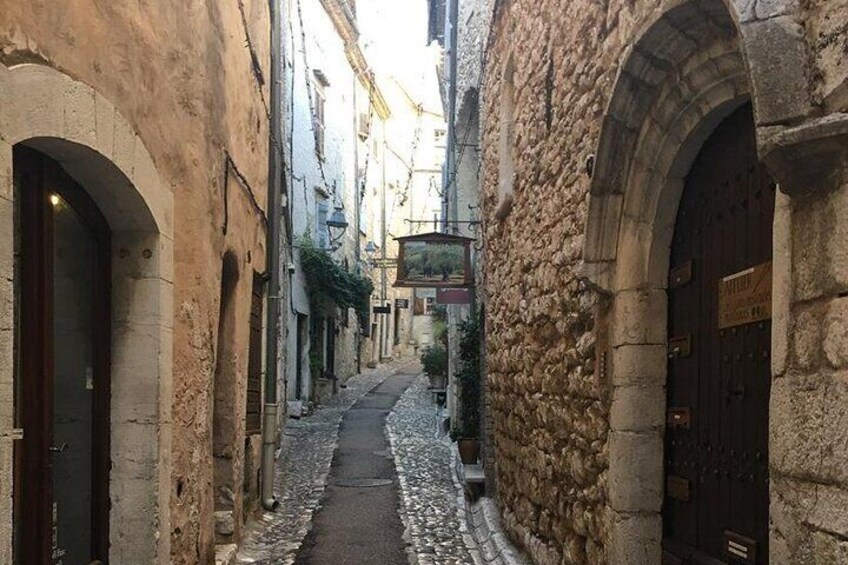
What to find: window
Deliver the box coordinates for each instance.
[358,112,370,139]
[313,82,326,160]
[316,198,329,248]
[496,57,516,220]
[427,0,446,46]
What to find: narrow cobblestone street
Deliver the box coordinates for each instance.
[236,362,478,565]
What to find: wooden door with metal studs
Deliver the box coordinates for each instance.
[663,104,774,565]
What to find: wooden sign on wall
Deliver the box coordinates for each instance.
[718,261,772,329]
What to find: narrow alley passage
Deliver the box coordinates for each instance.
[294,372,414,564]
[236,362,482,565]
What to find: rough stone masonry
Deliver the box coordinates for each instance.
[477,0,848,563]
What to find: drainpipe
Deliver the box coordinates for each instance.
[380,140,388,360]
[353,76,362,374]
[442,0,459,234]
[262,0,284,511]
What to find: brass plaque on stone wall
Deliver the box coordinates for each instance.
[718,261,772,330]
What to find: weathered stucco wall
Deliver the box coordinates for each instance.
[0,1,271,562]
[479,0,848,563]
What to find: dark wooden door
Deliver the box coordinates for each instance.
[325,316,336,378]
[14,147,111,564]
[664,105,774,565]
[296,314,306,399]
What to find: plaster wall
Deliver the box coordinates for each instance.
[0,1,271,562]
[478,0,848,563]
[284,0,360,403]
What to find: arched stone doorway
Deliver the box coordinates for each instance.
[0,63,173,563]
[578,1,801,562]
[213,252,240,544]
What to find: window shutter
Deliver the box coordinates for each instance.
[245,273,263,435]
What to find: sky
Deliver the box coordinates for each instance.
[357,0,433,90]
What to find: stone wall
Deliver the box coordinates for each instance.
[0,1,272,562]
[480,2,625,561]
[478,0,848,563]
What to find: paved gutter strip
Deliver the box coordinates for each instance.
[449,452,530,565]
[236,360,412,565]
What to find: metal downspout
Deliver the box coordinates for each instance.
[262,0,284,511]
[442,0,459,234]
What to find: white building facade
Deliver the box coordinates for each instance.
[283,0,388,409]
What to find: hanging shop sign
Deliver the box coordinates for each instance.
[436,288,473,305]
[718,261,772,329]
[395,299,410,309]
[373,304,391,314]
[394,232,474,288]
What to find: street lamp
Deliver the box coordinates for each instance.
[326,207,349,249]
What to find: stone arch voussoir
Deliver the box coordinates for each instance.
[576,2,781,563]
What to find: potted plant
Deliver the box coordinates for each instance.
[453,310,482,464]
[420,344,448,390]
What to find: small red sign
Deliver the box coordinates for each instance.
[436,288,473,305]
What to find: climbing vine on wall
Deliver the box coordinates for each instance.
[298,235,374,328]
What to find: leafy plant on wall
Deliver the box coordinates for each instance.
[298,234,374,329]
[453,309,481,439]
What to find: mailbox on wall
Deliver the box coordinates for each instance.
[394,232,474,288]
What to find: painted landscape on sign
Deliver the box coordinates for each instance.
[401,241,466,284]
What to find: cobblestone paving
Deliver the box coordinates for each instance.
[387,375,480,565]
[235,360,414,565]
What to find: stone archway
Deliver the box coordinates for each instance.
[0,63,174,563]
[577,1,796,562]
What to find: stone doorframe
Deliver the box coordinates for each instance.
[580,0,815,562]
[0,63,174,563]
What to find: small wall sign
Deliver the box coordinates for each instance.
[436,288,472,304]
[718,261,772,329]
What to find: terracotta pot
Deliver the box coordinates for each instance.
[457,438,480,464]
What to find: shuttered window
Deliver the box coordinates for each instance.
[245,273,263,435]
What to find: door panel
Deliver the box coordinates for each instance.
[15,146,54,565]
[664,105,774,564]
[52,191,96,564]
[14,147,111,564]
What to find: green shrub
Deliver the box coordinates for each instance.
[454,310,481,439]
[420,344,447,377]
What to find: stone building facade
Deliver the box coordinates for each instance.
[478,0,848,564]
[0,2,273,563]
[283,0,389,410]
